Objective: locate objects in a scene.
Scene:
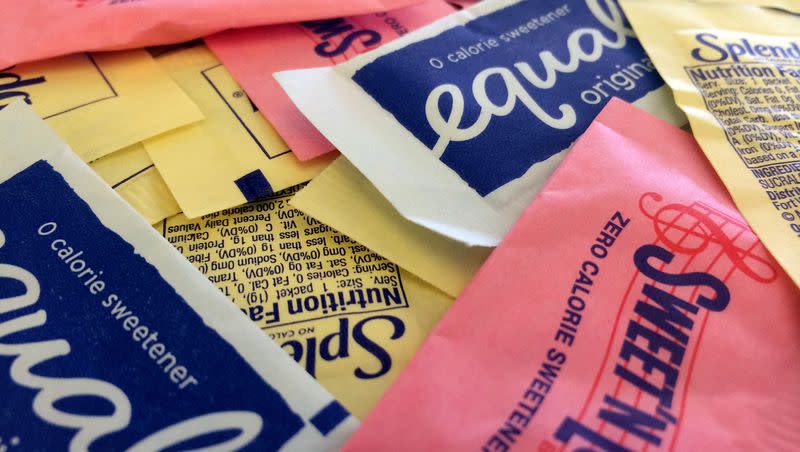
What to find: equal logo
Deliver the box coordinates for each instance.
[352,0,665,196]
[0,161,334,450]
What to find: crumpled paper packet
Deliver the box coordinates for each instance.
[143,44,332,219]
[207,0,456,161]
[1,50,201,162]
[158,184,453,419]
[1,0,428,67]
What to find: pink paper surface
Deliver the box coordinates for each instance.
[0,0,425,67]
[206,1,454,161]
[344,99,800,451]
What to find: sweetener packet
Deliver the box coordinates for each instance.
[1,50,202,163]
[344,99,800,451]
[275,0,685,246]
[157,184,453,419]
[144,44,333,219]
[292,157,492,298]
[0,0,428,68]
[620,0,800,287]
[206,0,455,162]
[90,144,181,224]
[0,102,357,450]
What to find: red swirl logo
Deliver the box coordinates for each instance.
[639,192,777,283]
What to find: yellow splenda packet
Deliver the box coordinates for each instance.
[621,0,800,286]
[1,50,203,162]
[157,184,453,419]
[144,44,334,219]
[90,144,181,224]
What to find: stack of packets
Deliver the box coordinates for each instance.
[1,0,799,449]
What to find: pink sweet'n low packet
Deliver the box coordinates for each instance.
[206,0,455,161]
[0,0,426,67]
[344,98,800,451]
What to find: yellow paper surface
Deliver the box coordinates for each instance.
[90,144,181,224]
[694,0,799,14]
[144,44,334,218]
[292,158,492,299]
[621,0,800,286]
[157,184,452,419]
[1,50,203,162]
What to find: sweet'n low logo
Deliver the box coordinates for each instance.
[352,0,664,196]
[554,193,777,451]
[0,67,46,110]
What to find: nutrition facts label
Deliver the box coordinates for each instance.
[686,61,800,238]
[161,186,410,331]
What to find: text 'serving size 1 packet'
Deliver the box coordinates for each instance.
[143,44,333,219]
[90,144,181,225]
[344,99,800,451]
[0,0,429,68]
[0,50,202,163]
[206,0,455,162]
[276,0,685,246]
[157,185,454,419]
[620,0,800,287]
[0,102,357,450]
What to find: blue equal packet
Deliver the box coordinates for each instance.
[0,102,357,451]
[276,0,686,246]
